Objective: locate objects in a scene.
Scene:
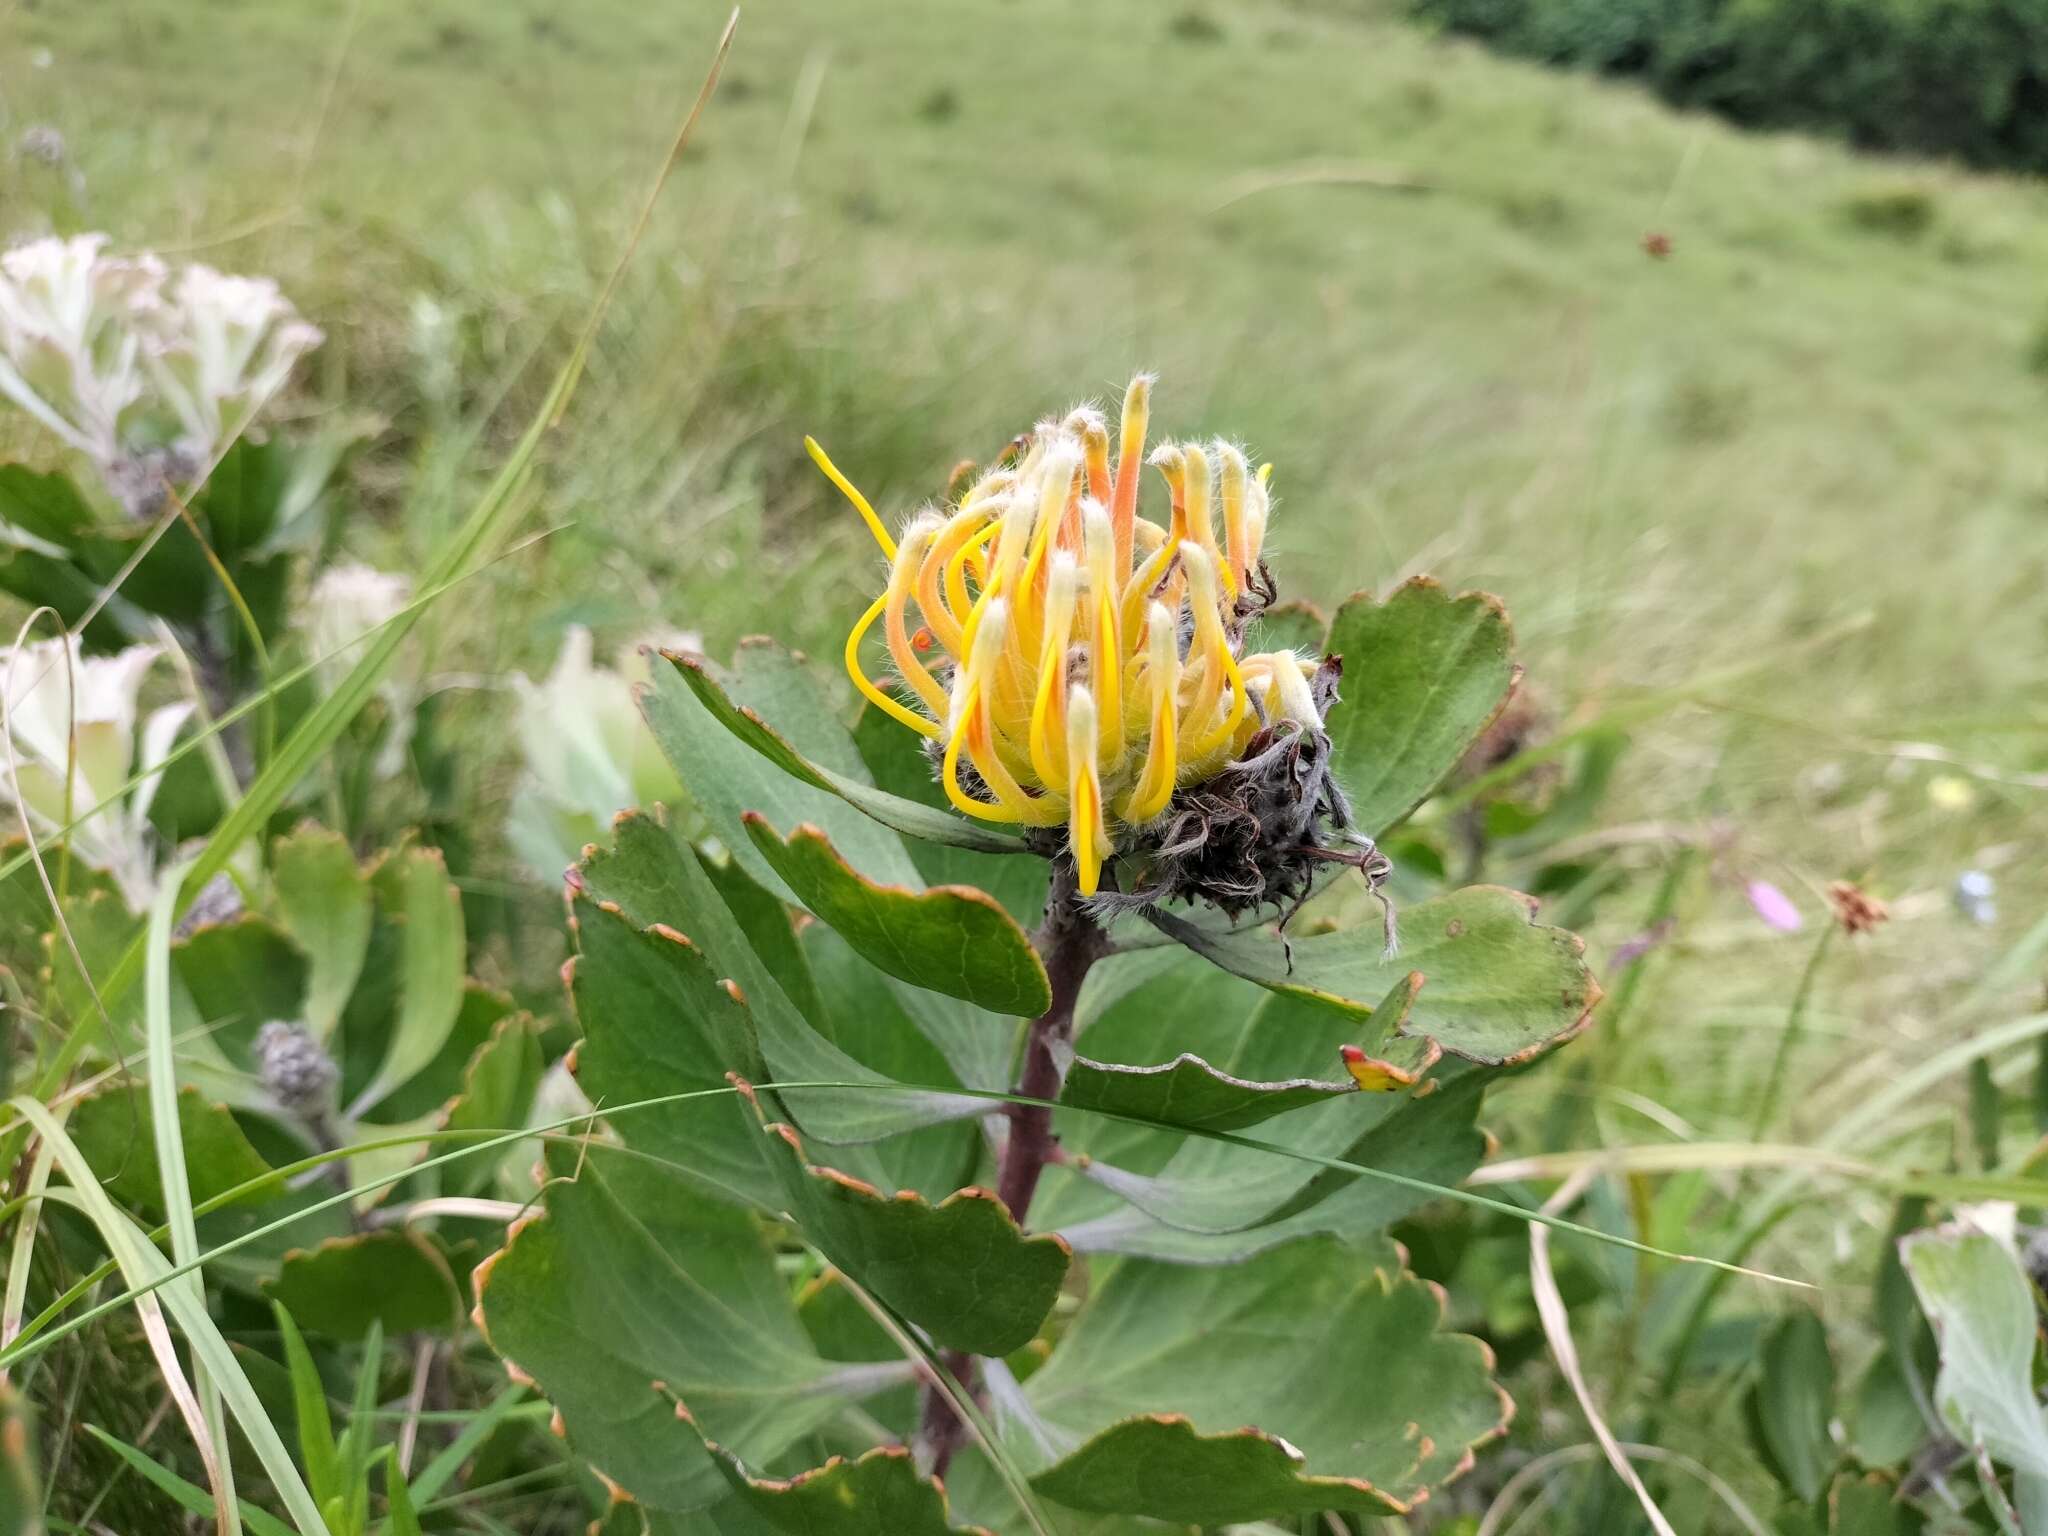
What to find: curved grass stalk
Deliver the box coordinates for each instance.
[0,1074,1816,1382]
[13,1101,324,1534]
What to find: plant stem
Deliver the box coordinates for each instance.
[997,866,1108,1226]
[1749,922,1836,1141]
[918,865,1106,1479]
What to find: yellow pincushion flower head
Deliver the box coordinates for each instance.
[813,373,1391,920]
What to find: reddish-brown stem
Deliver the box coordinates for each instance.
[917,866,1106,1480]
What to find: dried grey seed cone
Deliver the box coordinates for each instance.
[255,1021,339,1119]
[174,872,243,937]
[103,443,201,520]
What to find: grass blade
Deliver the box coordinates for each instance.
[81,1427,296,1536]
[274,1304,341,1512]
[144,858,243,1535]
[11,1097,327,1534]
[406,1382,525,1506]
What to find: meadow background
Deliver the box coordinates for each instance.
[5,0,2047,1529]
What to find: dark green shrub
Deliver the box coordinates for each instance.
[1413,0,2048,172]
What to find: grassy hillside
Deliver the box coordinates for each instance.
[7,0,2046,1518]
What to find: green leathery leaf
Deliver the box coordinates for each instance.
[1150,884,1597,1065]
[701,1433,987,1534]
[1056,973,1429,1135]
[270,822,372,1041]
[263,1229,463,1337]
[1056,1072,1489,1260]
[1016,1234,1508,1523]
[365,982,520,1125]
[576,813,983,1146]
[1748,1309,1837,1504]
[1323,578,1517,837]
[702,851,827,1029]
[743,815,1050,1018]
[1057,1050,1356,1135]
[745,1091,1067,1358]
[1847,1346,1924,1468]
[643,642,931,902]
[656,648,1022,856]
[351,843,466,1114]
[441,1009,543,1148]
[475,1141,909,1521]
[569,891,779,1213]
[793,925,985,1201]
[172,913,309,1066]
[1827,1471,1914,1536]
[64,1080,282,1218]
[852,705,1048,925]
[1900,1222,2048,1479]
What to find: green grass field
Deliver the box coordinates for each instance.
[8,0,2047,1524]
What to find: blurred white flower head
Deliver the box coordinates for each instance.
[506,625,695,881]
[0,234,162,468]
[140,264,325,463]
[1,633,190,907]
[304,562,415,777]
[0,234,322,513]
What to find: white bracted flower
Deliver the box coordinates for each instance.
[138,263,324,463]
[0,234,165,467]
[505,625,694,880]
[1,634,191,908]
[0,234,321,514]
[303,562,416,778]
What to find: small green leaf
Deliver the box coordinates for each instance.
[1848,1346,1927,1468]
[656,649,1022,855]
[1152,885,1597,1064]
[1323,578,1517,837]
[1058,972,1429,1135]
[743,816,1051,1018]
[351,844,466,1114]
[702,1436,986,1534]
[264,1231,463,1338]
[271,822,372,1041]
[1018,1235,1508,1523]
[1748,1310,1837,1503]
[749,1092,1068,1357]
[65,1081,281,1218]
[441,1010,544,1153]
[173,914,309,1064]
[1901,1222,2048,1479]
[476,1142,909,1520]
[273,1302,341,1510]
[1827,1471,1914,1536]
